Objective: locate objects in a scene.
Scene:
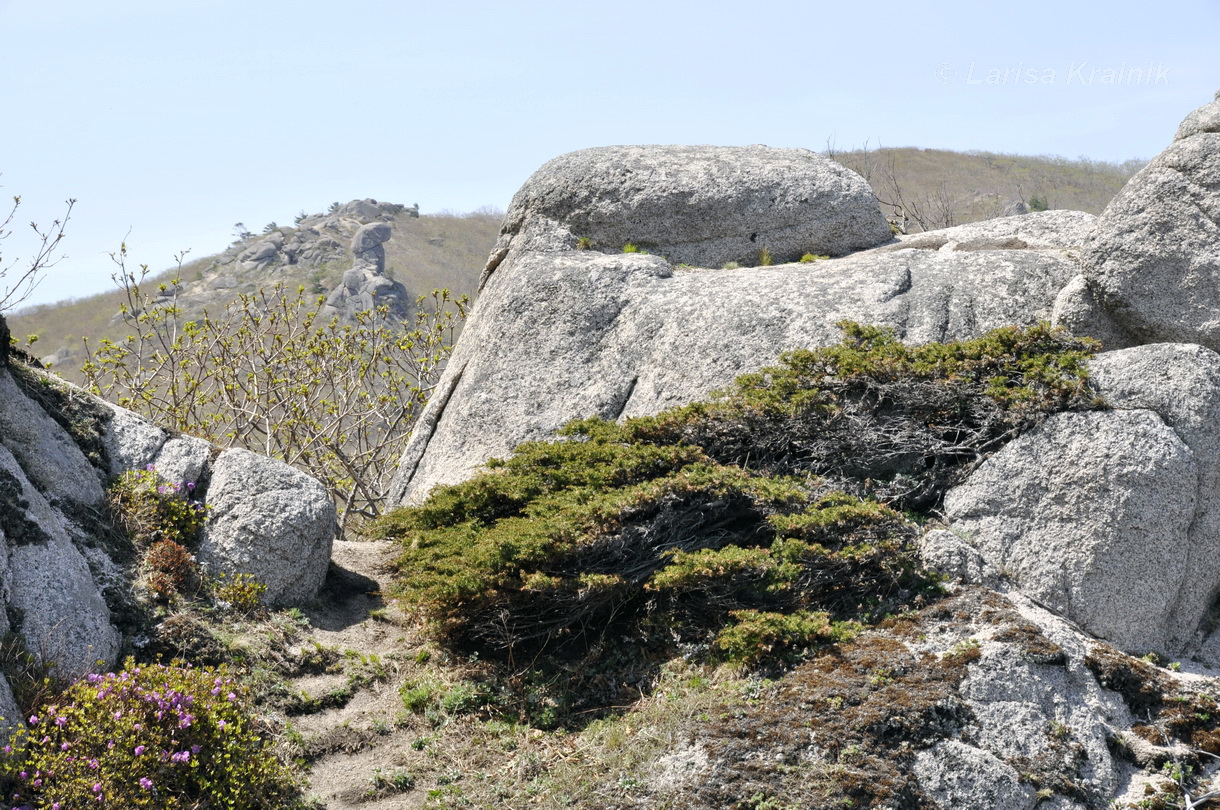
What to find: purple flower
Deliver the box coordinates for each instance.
[139,777,153,790]
[92,782,102,793]
[135,745,146,755]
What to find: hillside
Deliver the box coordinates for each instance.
[9,201,502,381]
[829,146,1143,232]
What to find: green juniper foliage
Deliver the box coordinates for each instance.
[372,322,1101,722]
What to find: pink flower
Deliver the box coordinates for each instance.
[139,777,153,790]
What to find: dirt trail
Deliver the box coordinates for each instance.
[284,539,427,810]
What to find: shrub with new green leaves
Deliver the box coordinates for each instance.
[84,248,467,527]
[2,661,302,808]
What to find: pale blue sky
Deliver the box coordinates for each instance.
[2,0,1216,308]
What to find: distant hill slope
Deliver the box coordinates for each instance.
[10,200,502,381]
[829,146,1143,232]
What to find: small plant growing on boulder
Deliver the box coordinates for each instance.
[799,253,829,263]
[621,242,640,253]
[108,466,206,551]
[757,247,774,266]
[4,660,302,808]
[575,236,593,250]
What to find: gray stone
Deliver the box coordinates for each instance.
[100,402,168,475]
[1084,92,1220,348]
[0,369,104,506]
[483,145,892,283]
[1050,274,1137,351]
[943,410,1196,654]
[0,673,21,743]
[913,740,1037,810]
[882,210,1097,253]
[198,448,336,606]
[1088,344,1220,656]
[151,435,213,490]
[0,443,119,676]
[351,221,392,255]
[391,243,1079,504]
[240,241,279,264]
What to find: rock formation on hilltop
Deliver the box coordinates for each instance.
[382,92,1220,808]
[481,144,893,283]
[319,220,412,321]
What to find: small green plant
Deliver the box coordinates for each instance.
[799,253,829,263]
[756,247,773,266]
[213,573,267,613]
[108,466,207,551]
[366,767,415,797]
[721,261,741,270]
[399,679,438,713]
[621,243,640,253]
[713,610,855,668]
[5,660,301,808]
[575,236,592,250]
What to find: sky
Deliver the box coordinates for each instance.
[1,0,1216,309]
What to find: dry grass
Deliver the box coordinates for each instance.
[830,146,1141,231]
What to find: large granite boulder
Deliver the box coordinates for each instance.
[482,144,893,282]
[937,409,1195,654]
[198,448,336,606]
[1083,90,1220,348]
[0,440,120,678]
[927,342,1220,659]
[390,211,1088,505]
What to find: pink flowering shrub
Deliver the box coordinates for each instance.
[2,660,299,808]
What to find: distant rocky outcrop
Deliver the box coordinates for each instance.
[190,199,415,324]
[319,220,411,321]
[0,346,336,682]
